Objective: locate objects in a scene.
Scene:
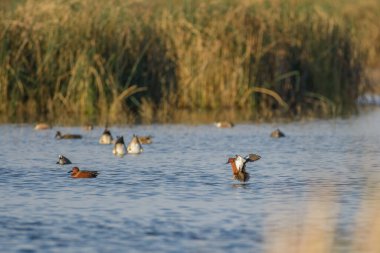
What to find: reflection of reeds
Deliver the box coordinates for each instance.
[0,0,370,123]
[265,192,380,253]
[265,194,338,253]
[351,196,380,253]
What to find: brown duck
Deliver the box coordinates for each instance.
[34,123,51,130]
[137,135,153,144]
[226,154,261,182]
[55,131,82,139]
[270,129,285,138]
[215,121,234,128]
[69,167,98,178]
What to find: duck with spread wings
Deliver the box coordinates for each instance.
[226,154,261,182]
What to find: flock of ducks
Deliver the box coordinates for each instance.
[36,122,285,182]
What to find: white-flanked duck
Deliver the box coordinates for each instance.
[127,134,143,154]
[113,136,126,157]
[56,155,72,165]
[99,128,113,144]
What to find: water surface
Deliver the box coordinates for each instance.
[1,109,380,252]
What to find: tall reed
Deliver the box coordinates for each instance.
[0,0,368,124]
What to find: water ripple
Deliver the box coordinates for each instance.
[1,110,380,252]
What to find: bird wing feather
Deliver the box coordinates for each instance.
[244,154,261,162]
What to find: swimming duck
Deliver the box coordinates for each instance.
[113,136,126,156]
[215,121,234,128]
[270,129,285,138]
[55,131,82,139]
[99,128,113,144]
[56,155,72,165]
[226,154,261,182]
[34,123,51,130]
[137,135,153,144]
[82,124,94,131]
[69,167,98,178]
[127,134,143,154]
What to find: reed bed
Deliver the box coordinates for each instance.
[0,0,369,124]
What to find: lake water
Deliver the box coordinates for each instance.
[1,109,380,253]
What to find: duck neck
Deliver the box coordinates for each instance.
[229,161,239,175]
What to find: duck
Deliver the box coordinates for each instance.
[34,123,51,130]
[226,154,261,182]
[55,131,82,139]
[137,135,153,144]
[56,155,72,165]
[99,128,113,144]
[69,167,98,178]
[113,136,126,156]
[215,121,234,128]
[127,134,143,154]
[82,124,94,131]
[270,128,285,138]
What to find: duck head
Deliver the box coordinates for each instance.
[68,167,80,175]
[226,157,236,164]
[55,131,62,139]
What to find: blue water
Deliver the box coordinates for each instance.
[1,109,380,252]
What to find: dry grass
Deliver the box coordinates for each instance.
[0,0,373,124]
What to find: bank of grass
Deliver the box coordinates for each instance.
[0,0,370,124]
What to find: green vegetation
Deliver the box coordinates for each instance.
[0,0,377,124]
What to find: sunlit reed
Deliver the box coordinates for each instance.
[0,0,371,124]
